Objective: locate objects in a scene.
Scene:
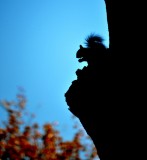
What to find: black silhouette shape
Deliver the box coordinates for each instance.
[76,34,109,67]
[65,33,113,160]
[65,0,146,159]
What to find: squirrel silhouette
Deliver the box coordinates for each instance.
[76,33,109,67]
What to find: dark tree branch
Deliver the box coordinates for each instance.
[65,1,146,159]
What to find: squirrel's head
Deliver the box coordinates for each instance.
[76,45,89,62]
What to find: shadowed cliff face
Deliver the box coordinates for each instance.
[65,34,114,160]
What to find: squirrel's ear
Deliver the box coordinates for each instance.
[80,45,83,49]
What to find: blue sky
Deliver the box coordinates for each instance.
[0,0,108,144]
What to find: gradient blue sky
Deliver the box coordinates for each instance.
[0,0,108,143]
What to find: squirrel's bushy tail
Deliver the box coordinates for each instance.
[85,33,105,48]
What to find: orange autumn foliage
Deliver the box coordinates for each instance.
[0,93,98,160]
